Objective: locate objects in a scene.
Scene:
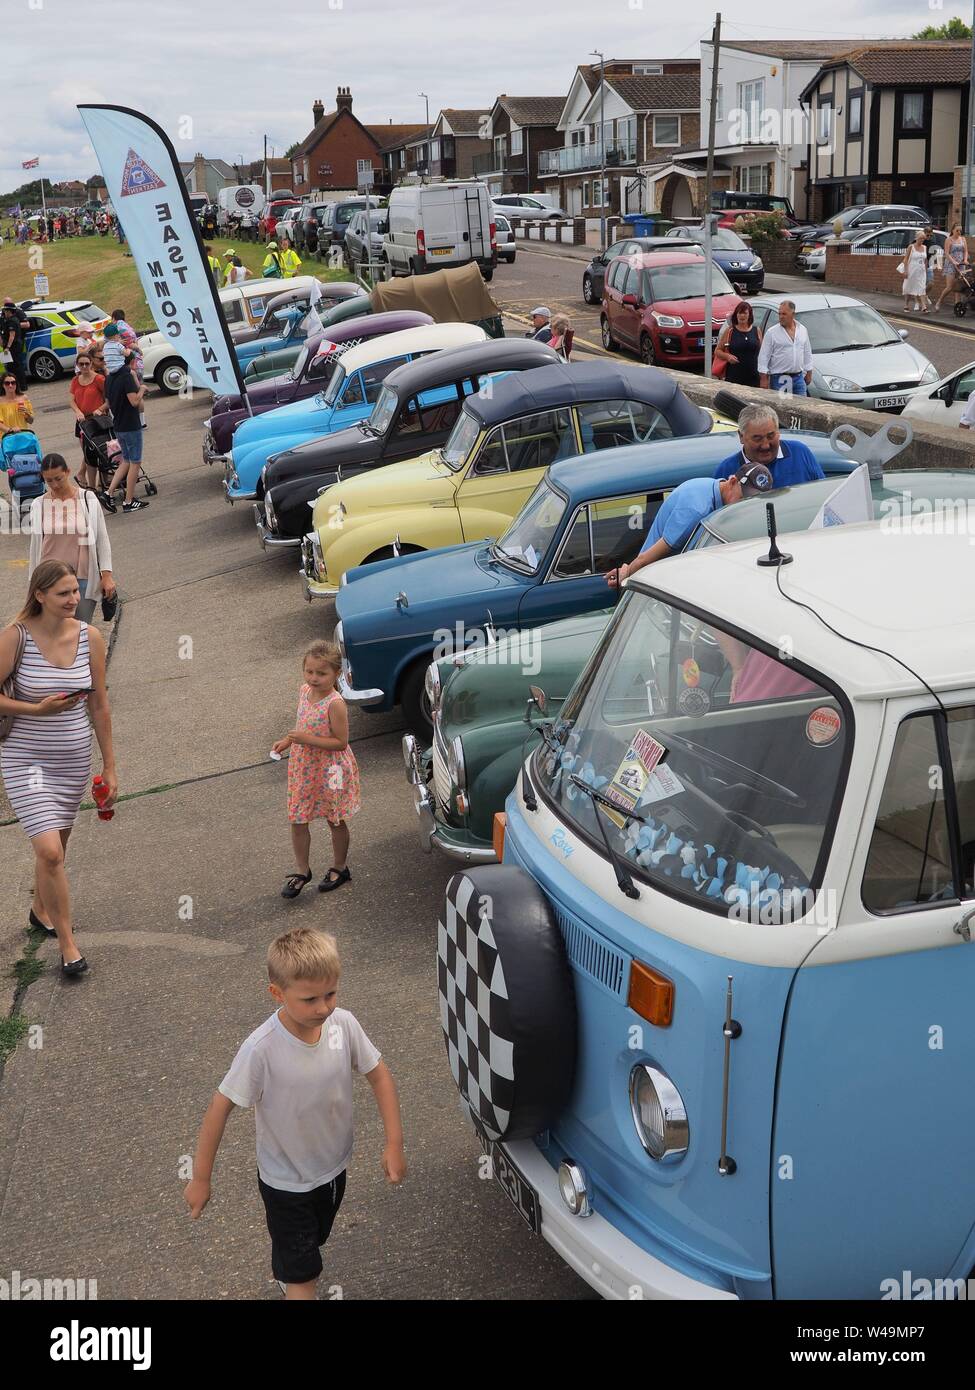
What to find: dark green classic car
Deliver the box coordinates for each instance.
[403,608,613,862]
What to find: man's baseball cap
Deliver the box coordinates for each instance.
[224,247,236,256]
[266,240,278,250]
[735,462,774,496]
[530,305,551,320]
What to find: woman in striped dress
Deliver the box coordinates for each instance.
[0,560,118,976]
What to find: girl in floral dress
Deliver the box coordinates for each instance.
[274,640,360,898]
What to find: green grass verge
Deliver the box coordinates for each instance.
[0,234,352,333]
[0,1014,28,1062]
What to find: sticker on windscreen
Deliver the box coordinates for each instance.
[678,686,711,716]
[806,705,841,747]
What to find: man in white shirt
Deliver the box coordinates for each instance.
[758,300,813,397]
[958,392,975,429]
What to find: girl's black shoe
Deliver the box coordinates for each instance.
[281,871,313,900]
[29,910,56,938]
[61,955,89,978]
[318,867,351,893]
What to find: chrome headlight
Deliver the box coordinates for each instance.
[265,492,276,528]
[311,532,325,579]
[822,374,862,393]
[629,1063,688,1164]
[260,464,268,490]
[424,661,442,715]
[447,734,466,791]
[651,311,684,328]
[920,363,940,386]
[335,620,346,662]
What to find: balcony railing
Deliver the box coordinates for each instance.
[538,140,638,175]
[473,151,505,175]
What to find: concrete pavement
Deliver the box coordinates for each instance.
[0,379,591,1301]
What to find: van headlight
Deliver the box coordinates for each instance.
[629,1063,688,1164]
[447,735,466,790]
[424,662,442,715]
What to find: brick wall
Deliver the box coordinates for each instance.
[825,238,975,293]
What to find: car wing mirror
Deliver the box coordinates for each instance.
[622,293,638,307]
[898,328,908,340]
[525,685,548,721]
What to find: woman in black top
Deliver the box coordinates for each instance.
[715,302,762,387]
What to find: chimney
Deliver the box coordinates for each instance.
[312,98,324,124]
[336,86,353,112]
[193,152,207,193]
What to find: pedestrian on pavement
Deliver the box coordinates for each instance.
[606,463,774,588]
[525,306,553,344]
[757,301,812,396]
[68,352,109,488]
[549,313,573,360]
[0,371,34,437]
[262,240,285,279]
[28,455,116,622]
[901,232,930,312]
[935,226,969,312]
[277,236,302,279]
[274,640,360,899]
[183,926,406,1299]
[1,297,31,392]
[715,301,763,387]
[104,351,149,512]
[204,244,222,286]
[713,402,826,488]
[0,559,118,976]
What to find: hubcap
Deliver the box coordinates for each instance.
[163,364,187,392]
[35,356,56,381]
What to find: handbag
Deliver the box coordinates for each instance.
[710,353,727,379]
[895,261,906,276]
[0,623,28,742]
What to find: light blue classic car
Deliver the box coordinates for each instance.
[334,430,851,736]
[223,322,487,502]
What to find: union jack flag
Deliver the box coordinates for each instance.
[22,157,39,169]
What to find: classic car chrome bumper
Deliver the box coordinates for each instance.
[202,428,225,466]
[337,672,383,707]
[299,568,339,602]
[253,503,300,550]
[299,532,338,600]
[402,734,496,863]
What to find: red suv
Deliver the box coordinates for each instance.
[261,199,301,240]
[600,251,742,367]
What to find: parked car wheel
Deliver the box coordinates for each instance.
[400,658,435,740]
[481,267,494,282]
[155,358,188,394]
[600,315,616,351]
[582,273,595,304]
[30,350,61,382]
[640,334,656,366]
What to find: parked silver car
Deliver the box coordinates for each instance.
[494,213,516,263]
[344,208,389,272]
[491,194,566,221]
[749,292,940,410]
[798,225,948,278]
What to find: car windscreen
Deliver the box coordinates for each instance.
[336,204,363,226]
[492,480,565,574]
[534,589,848,917]
[795,305,899,352]
[711,229,748,251]
[441,408,481,471]
[321,363,346,405]
[71,303,110,323]
[369,384,399,435]
[647,263,734,300]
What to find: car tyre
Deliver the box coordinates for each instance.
[30,350,61,383]
[640,333,656,366]
[601,315,616,351]
[156,358,188,394]
[482,267,494,282]
[582,273,595,304]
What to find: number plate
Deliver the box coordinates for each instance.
[875,395,907,409]
[430,247,454,256]
[471,1114,540,1233]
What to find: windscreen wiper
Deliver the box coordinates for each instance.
[569,775,646,898]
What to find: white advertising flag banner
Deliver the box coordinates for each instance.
[78,104,244,395]
[808,462,872,530]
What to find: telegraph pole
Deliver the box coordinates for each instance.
[704,13,722,377]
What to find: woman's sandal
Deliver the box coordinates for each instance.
[281,870,313,900]
[61,955,89,978]
[318,866,351,893]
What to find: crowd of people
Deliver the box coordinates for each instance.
[3,208,120,245]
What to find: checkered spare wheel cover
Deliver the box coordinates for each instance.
[438,865,577,1143]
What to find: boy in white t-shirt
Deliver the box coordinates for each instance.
[184,927,406,1299]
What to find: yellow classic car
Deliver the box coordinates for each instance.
[300,361,735,599]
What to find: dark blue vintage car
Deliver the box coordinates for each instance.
[333,430,852,736]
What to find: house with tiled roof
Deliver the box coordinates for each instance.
[540,61,700,219]
[291,89,386,195]
[376,124,433,183]
[428,110,492,180]
[179,154,238,202]
[799,41,972,222]
[473,95,568,195]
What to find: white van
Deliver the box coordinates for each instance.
[384,181,496,281]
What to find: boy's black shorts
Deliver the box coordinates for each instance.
[257,1170,347,1285]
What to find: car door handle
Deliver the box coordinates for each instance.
[952,908,975,943]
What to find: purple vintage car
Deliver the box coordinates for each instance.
[202,310,434,463]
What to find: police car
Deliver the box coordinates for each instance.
[18,300,112,381]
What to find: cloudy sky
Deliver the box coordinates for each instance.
[5,0,960,192]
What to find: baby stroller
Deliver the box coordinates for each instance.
[953,263,975,317]
[1,429,45,517]
[79,414,158,512]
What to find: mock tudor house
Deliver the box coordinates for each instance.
[540,60,700,218]
[800,41,972,222]
[291,89,387,196]
[472,96,566,197]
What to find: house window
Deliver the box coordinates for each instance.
[616,115,636,157]
[493,134,506,168]
[848,93,863,138]
[431,139,441,161]
[901,92,924,132]
[510,127,523,156]
[740,164,766,194]
[399,150,406,168]
[738,79,765,140]
[710,85,723,122]
[653,115,680,147]
[583,179,590,206]
[633,63,663,75]
[818,102,832,145]
[570,128,586,147]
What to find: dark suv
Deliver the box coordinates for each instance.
[320,196,382,249]
[790,203,930,243]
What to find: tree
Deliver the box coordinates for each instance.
[285,142,300,159]
[913,18,972,38]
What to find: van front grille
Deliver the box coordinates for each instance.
[553,905,628,999]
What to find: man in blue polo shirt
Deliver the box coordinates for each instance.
[713,402,825,487]
[606,462,774,588]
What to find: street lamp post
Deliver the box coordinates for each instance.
[591,50,606,247]
[419,92,430,127]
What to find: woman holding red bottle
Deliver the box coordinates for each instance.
[0,560,117,977]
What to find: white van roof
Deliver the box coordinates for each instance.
[635,521,975,701]
[328,321,487,374]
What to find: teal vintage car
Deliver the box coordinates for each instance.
[407,464,975,862]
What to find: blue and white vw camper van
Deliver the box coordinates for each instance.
[437,517,975,1299]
